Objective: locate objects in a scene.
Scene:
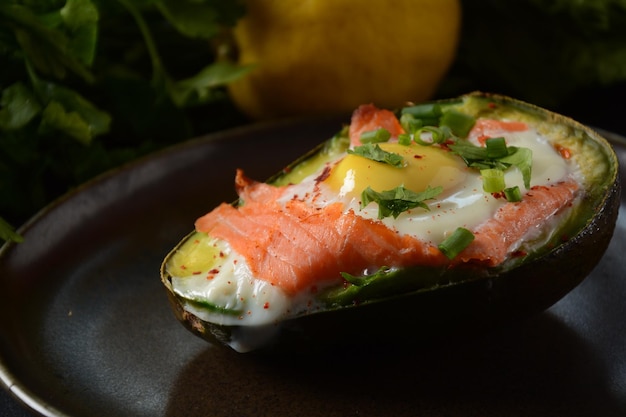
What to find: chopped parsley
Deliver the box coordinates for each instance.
[348,143,404,168]
[361,185,443,219]
[449,137,533,190]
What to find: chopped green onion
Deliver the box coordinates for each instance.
[400,103,441,126]
[485,137,508,159]
[439,110,476,138]
[360,128,391,144]
[438,227,475,260]
[504,186,522,202]
[480,168,505,192]
[398,133,412,146]
[400,113,423,134]
[413,126,451,146]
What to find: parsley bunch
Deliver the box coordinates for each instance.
[0,0,249,242]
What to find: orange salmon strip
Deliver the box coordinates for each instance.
[349,104,405,147]
[469,118,529,144]
[195,171,447,294]
[458,180,579,266]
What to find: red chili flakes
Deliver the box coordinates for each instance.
[192,271,202,275]
[512,250,527,258]
[555,144,572,159]
[180,265,187,270]
[491,191,505,199]
[315,165,332,183]
[488,102,497,109]
[283,166,292,174]
[263,302,270,309]
[414,154,424,159]
[477,135,490,145]
[439,140,455,151]
[219,251,225,258]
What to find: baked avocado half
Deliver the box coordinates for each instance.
[161,92,620,353]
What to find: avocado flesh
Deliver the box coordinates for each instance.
[161,92,620,352]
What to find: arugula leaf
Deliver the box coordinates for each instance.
[348,143,404,168]
[361,185,443,219]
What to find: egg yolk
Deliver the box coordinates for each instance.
[324,143,467,198]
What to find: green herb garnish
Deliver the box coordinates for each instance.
[0,0,249,242]
[359,127,391,144]
[449,138,533,190]
[413,125,452,146]
[348,143,404,168]
[438,227,475,260]
[480,168,506,193]
[439,109,476,138]
[504,186,522,202]
[361,185,443,219]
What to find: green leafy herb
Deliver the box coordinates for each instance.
[361,185,443,219]
[499,146,533,189]
[348,143,404,168]
[0,0,249,241]
[449,138,533,189]
[438,227,475,260]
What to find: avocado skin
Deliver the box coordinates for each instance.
[164,173,619,353]
[161,92,621,353]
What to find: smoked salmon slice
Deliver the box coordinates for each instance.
[457,180,579,266]
[469,118,530,144]
[195,171,448,294]
[349,104,405,147]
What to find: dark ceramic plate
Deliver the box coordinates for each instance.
[1,120,625,417]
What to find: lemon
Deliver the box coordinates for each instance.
[227,0,461,120]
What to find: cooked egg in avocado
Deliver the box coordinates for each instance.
[161,93,619,352]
